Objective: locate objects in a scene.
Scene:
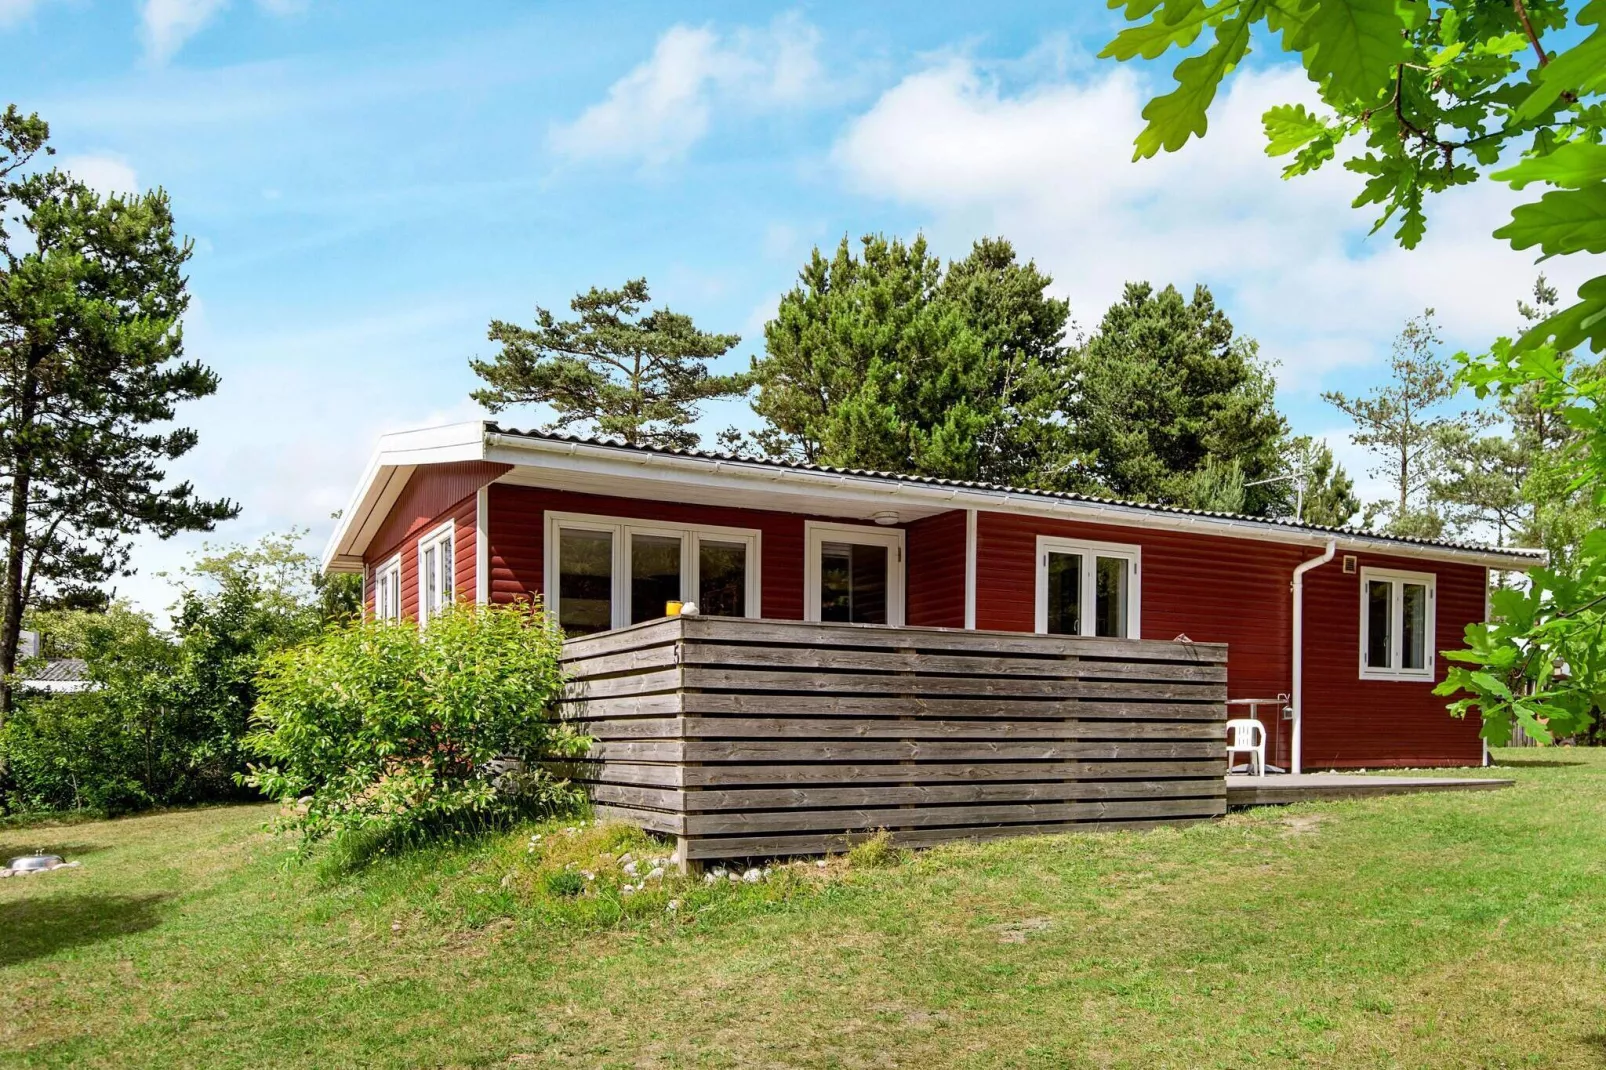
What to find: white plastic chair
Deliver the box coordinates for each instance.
[1225,718,1267,777]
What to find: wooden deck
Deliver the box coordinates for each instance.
[559,616,1230,863]
[1226,772,1514,806]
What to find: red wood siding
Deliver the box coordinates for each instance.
[906,510,967,628]
[486,485,884,620]
[363,462,506,617]
[1300,553,1485,768]
[972,511,1485,768]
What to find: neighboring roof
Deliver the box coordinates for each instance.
[28,658,88,683]
[323,420,1548,573]
[20,658,94,694]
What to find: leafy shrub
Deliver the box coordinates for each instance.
[241,601,589,852]
[0,691,150,814]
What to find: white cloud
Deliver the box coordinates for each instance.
[550,12,825,166]
[834,56,1594,395]
[0,0,43,27]
[59,153,139,196]
[140,0,307,64]
[141,0,228,64]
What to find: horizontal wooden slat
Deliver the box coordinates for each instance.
[679,759,1226,787]
[588,740,1224,763]
[684,797,1223,835]
[678,667,1226,701]
[679,617,1226,662]
[674,693,1226,721]
[603,716,1222,742]
[564,667,681,699]
[673,778,1224,811]
[677,642,1227,683]
[593,804,684,835]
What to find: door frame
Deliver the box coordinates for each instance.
[803,521,906,626]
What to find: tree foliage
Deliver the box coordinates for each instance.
[1064,282,1289,512]
[0,105,236,719]
[746,235,1072,484]
[1100,0,1606,357]
[0,532,350,814]
[1322,311,1482,537]
[471,278,744,450]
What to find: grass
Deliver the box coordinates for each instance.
[3,750,1605,1068]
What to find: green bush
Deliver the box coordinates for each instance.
[0,692,150,815]
[241,601,588,852]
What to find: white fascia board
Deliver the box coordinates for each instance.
[320,421,490,573]
[483,431,1545,572]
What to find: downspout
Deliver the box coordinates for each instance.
[1291,539,1337,776]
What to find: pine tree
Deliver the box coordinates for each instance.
[470,279,743,450]
[747,234,1071,483]
[0,106,237,721]
[1063,282,1287,511]
[1323,311,1479,538]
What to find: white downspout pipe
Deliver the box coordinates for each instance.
[1290,539,1337,775]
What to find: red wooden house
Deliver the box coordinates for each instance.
[323,421,1542,773]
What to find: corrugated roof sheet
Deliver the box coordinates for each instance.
[485,423,1546,561]
[27,658,89,683]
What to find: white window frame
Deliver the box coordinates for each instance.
[543,510,762,631]
[1358,566,1437,681]
[373,553,402,622]
[1034,535,1142,639]
[803,521,906,627]
[417,520,456,625]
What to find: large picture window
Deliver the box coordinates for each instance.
[1359,567,1436,680]
[545,512,761,634]
[417,521,455,624]
[1034,536,1141,639]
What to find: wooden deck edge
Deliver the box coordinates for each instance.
[1226,778,1514,806]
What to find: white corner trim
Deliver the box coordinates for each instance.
[475,486,490,605]
[964,508,977,630]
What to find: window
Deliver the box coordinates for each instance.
[545,512,761,634]
[804,523,905,626]
[1359,568,1436,680]
[1035,537,1140,638]
[418,521,455,624]
[373,554,401,622]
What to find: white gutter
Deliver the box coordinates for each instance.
[1290,539,1337,775]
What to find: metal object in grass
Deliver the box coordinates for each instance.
[3,854,78,877]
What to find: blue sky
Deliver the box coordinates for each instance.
[7,0,1581,615]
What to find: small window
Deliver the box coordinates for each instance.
[1359,568,1436,680]
[418,521,456,624]
[1035,537,1140,638]
[373,555,401,622]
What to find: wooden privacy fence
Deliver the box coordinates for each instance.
[557,616,1228,864]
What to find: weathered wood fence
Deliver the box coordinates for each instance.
[558,616,1228,864]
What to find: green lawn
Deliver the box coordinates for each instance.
[2,751,1604,1068]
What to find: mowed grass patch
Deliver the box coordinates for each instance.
[1,751,1603,1068]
